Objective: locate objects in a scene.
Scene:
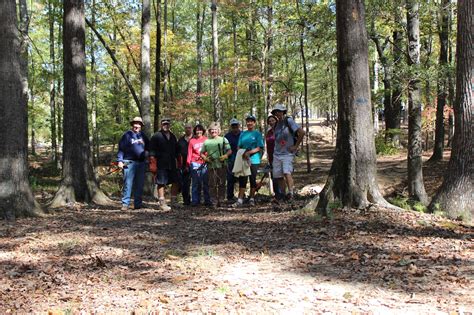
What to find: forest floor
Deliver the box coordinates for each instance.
[1,121,473,314]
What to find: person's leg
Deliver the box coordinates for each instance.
[226,162,236,200]
[232,176,247,207]
[121,160,135,208]
[248,164,259,201]
[132,161,146,208]
[272,156,286,199]
[182,169,191,205]
[190,163,200,205]
[282,155,295,198]
[217,167,226,202]
[155,170,171,210]
[202,166,211,205]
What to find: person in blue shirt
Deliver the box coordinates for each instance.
[117,117,150,210]
[224,118,241,202]
[232,115,264,207]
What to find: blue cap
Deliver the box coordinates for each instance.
[245,115,256,121]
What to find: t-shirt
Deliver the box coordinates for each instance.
[237,130,264,165]
[274,117,300,156]
[187,136,207,166]
[201,136,231,169]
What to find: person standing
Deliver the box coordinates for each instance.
[265,114,282,200]
[149,118,180,210]
[117,117,149,211]
[224,118,241,202]
[177,123,193,205]
[187,124,210,206]
[201,122,232,207]
[232,115,264,207]
[271,103,305,200]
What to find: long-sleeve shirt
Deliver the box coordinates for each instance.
[177,135,191,169]
[149,130,178,170]
[187,136,207,166]
[224,130,241,163]
[117,130,149,162]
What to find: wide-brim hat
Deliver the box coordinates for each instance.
[130,116,144,126]
[208,122,221,131]
[271,103,287,115]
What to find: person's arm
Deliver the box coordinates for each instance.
[117,132,127,168]
[289,118,305,152]
[187,139,193,166]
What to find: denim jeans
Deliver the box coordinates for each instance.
[121,160,146,208]
[190,162,210,205]
[226,161,237,200]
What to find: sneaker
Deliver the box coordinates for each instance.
[121,205,129,211]
[231,201,244,208]
[249,198,255,206]
[171,201,183,209]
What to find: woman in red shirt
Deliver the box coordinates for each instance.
[265,115,282,200]
[187,124,211,206]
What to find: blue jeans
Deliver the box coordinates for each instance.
[121,160,146,208]
[226,161,237,200]
[190,162,210,205]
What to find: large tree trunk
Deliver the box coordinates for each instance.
[0,0,42,219]
[430,0,473,221]
[154,0,161,131]
[196,3,205,107]
[51,0,109,208]
[406,0,428,205]
[211,0,221,123]
[232,16,239,113]
[429,0,450,162]
[141,0,152,136]
[90,0,99,166]
[162,0,169,108]
[391,26,403,144]
[316,0,391,214]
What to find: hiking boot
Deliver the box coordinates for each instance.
[248,198,255,206]
[231,200,244,208]
[121,205,129,211]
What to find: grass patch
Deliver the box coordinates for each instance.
[389,195,428,213]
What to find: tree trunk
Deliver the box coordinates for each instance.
[153,0,161,131]
[211,0,221,124]
[316,0,391,215]
[48,0,58,166]
[391,26,403,144]
[141,0,152,136]
[196,3,205,107]
[162,0,169,108]
[51,0,109,208]
[429,0,450,162]
[406,0,428,205]
[0,0,42,219]
[429,0,473,221]
[232,16,239,113]
[90,0,99,166]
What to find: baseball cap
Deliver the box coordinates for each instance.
[161,117,171,124]
[229,118,240,125]
[245,115,257,121]
[271,103,287,115]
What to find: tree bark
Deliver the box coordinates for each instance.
[406,0,428,205]
[0,0,42,218]
[51,0,109,208]
[196,3,205,107]
[232,16,239,113]
[211,0,222,123]
[48,0,58,166]
[162,0,169,107]
[141,0,152,136]
[154,0,161,131]
[429,0,473,221]
[316,0,391,214]
[429,0,450,161]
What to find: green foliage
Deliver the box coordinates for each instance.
[375,131,400,156]
[389,195,427,213]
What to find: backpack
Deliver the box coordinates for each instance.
[284,116,298,145]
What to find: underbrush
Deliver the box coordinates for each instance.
[375,129,402,156]
[389,195,428,213]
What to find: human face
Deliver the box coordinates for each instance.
[184,126,193,136]
[195,129,204,138]
[274,110,284,120]
[209,128,219,138]
[267,117,277,128]
[230,124,240,134]
[161,122,170,132]
[246,119,256,131]
[131,123,142,133]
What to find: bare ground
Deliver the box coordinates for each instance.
[0,122,473,314]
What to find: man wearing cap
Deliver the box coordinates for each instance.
[149,118,180,210]
[224,118,241,202]
[117,117,150,210]
[271,103,305,200]
[177,123,193,205]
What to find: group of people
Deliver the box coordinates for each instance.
[116,104,305,211]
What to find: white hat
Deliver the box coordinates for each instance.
[271,103,287,115]
[130,117,144,125]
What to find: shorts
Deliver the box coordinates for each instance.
[272,154,294,178]
[155,169,178,185]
